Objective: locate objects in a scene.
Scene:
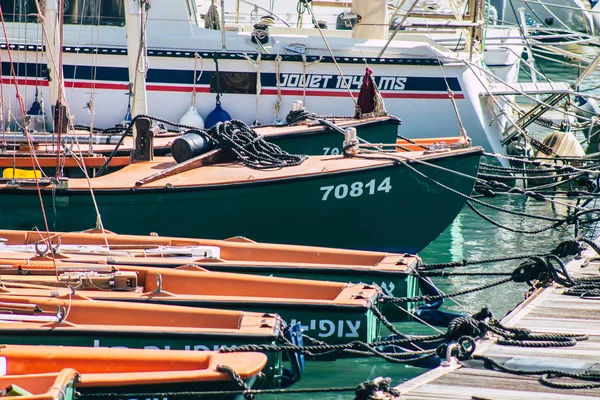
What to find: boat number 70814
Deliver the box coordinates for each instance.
[320,177,392,201]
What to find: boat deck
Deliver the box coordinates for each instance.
[3,146,479,191]
[394,242,600,399]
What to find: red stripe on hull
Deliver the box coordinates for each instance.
[1,78,465,99]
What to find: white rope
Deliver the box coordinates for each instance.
[251,24,270,54]
[62,140,109,247]
[301,54,322,107]
[30,0,110,248]
[32,0,73,131]
[466,60,591,123]
[191,53,203,107]
[136,0,150,75]
[389,302,445,335]
[418,274,475,315]
[242,53,262,125]
[274,54,282,124]
[129,0,151,119]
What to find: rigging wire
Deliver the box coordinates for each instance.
[0,5,58,279]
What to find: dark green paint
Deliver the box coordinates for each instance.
[269,118,400,155]
[0,150,481,253]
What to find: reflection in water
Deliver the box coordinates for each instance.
[267,53,600,400]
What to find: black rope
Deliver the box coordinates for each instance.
[350,145,599,236]
[282,107,352,126]
[443,310,587,348]
[209,120,308,170]
[395,253,582,304]
[469,353,600,390]
[72,124,129,135]
[578,236,600,256]
[479,161,600,175]
[216,365,254,400]
[419,251,556,271]
[78,385,357,398]
[370,304,409,338]
[466,201,566,234]
[97,115,308,175]
[218,335,438,364]
[422,271,512,277]
[478,171,588,183]
[80,378,401,400]
[398,160,566,223]
[381,276,513,304]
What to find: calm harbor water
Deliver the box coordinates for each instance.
[264,54,600,398]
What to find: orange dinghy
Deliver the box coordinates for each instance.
[0,228,421,322]
[0,345,267,400]
[0,261,382,345]
[0,294,289,388]
[0,369,77,400]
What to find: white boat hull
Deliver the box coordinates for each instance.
[1,22,515,157]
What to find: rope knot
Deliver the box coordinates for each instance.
[512,257,551,285]
[435,336,476,361]
[285,108,316,125]
[446,316,485,342]
[343,138,360,157]
[456,336,476,360]
[472,307,493,321]
[566,214,580,225]
[354,377,399,400]
[552,240,583,257]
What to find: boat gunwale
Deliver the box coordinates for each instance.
[0,147,483,194]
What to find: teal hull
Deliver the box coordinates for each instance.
[0,150,481,253]
[268,118,400,155]
[163,265,419,322]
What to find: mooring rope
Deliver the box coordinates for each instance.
[77,375,402,399]
[454,350,600,390]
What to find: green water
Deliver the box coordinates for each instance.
[263,55,600,398]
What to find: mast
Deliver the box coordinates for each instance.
[43,0,61,120]
[44,0,68,176]
[124,0,150,160]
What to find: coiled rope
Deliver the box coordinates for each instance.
[97,115,307,175]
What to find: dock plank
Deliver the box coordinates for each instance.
[394,250,600,399]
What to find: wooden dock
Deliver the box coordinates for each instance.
[394,246,600,399]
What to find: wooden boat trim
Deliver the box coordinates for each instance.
[0,260,381,307]
[0,286,378,308]
[0,156,131,169]
[0,230,412,267]
[0,252,416,274]
[0,146,483,192]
